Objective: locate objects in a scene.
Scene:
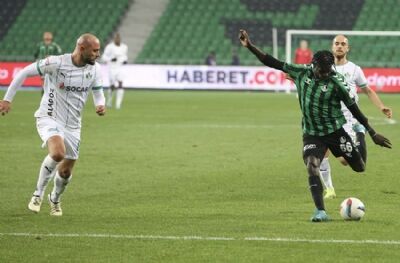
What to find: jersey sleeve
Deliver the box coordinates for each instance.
[91,63,104,106]
[3,63,40,102]
[34,43,40,60]
[121,44,128,63]
[36,55,61,76]
[334,74,354,107]
[91,63,103,90]
[101,44,113,62]
[282,63,308,79]
[55,43,62,55]
[355,66,368,88]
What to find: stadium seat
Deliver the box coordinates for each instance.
[0,0,130,61]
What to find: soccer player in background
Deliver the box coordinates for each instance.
[34,32,63,96]
[205,51,217,66]
[102,33,128,109]
[239,29,391,222]
[320,35,393,199]
[34,31,62,60]
[0,33,106,216]
[294,39,313,64]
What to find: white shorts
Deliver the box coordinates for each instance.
[36,117,81,160]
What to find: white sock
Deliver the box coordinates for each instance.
[33,155,59,198]
[320,157,333,189]
[107,88,114,107]
[50,172,72,203]
[116,89,124,109]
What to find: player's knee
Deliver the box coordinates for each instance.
[58,167,72,178]
[50,151,65,162]
[306,156,320,176]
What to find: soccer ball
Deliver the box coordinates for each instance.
[339,197,365,221]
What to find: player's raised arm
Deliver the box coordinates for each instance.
[239,29,284,71]
[0,63,40,115]
[347,103,391,148]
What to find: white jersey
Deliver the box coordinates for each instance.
[336,61,368,139]
[335,61,368,107]
[102,42,128,69]
[35,54,103,129]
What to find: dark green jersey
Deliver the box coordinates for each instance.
[283,63,354,136]
[34,42,62,60]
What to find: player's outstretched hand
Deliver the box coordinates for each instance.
[381,106,393,118]
[371,133,392,148]
[239,29,251,47]
[96,105,106,116]
[0,100,11,116]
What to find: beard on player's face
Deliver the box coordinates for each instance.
[82,53,96,65]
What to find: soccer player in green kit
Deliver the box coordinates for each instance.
[34,32,62,60]
[239,29,392,222]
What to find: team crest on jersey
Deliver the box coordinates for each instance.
[85,72,92,79]
[320,85,328,92]
[59,82,65,89]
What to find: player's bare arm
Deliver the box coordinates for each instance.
[239,29,284,70]
[362,86,393,118]
[347,103,392,148]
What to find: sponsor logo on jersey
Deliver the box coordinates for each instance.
[305,78,311,84]
[320,85,328,92]
[85,72,92,79]
[65,86,89,92]
[48,88,55,116]
[303,144,316,151]
[59,82,65,89]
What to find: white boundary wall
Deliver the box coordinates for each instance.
[102,64,295,91]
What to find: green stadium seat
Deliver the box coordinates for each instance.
[0,0,130,61]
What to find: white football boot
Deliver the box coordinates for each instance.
[48,194,62,216]
[28,195,42,213]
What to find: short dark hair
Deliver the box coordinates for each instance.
[312,50,334,73]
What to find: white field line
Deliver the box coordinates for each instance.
[133,124,296,129]
[1,232,400,245]
[132,119,397,129]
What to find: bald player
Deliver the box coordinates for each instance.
[320,34,393,199]
[0,33,106,216]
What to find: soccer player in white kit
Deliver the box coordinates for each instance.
[102,33,128,109]
[0,33,106,216]
[320,35,393,199]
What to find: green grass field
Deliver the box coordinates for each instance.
[0,90,399,262]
